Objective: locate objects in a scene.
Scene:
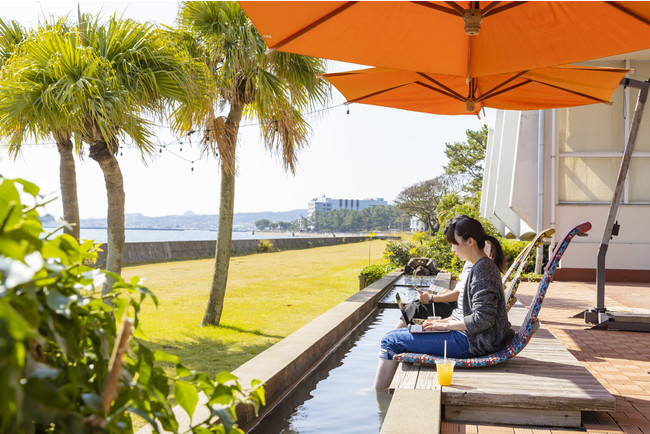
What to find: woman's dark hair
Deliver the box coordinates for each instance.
[443,215,506,272]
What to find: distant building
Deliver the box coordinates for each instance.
[410,216,426,232]
[307,195,388,217]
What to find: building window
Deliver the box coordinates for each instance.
[557,82,650,204]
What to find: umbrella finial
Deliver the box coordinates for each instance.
[463,9,483,36]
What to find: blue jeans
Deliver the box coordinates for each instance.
[379,329,472,360]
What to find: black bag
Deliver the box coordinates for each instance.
[403,300,457,323]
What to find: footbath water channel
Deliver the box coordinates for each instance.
[248,275,434,433]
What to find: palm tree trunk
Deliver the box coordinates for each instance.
[202,104,244,326]
[89,139,125,296]
[56,138,80,241]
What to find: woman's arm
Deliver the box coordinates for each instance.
[423,318,466,331]
[463,260,501,334]
[418,288,460,304]
[431,289,459,303]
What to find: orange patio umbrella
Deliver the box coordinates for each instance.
[239,1,650,78]
[323,65,630,115]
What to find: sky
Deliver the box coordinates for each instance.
[0,1,495,219]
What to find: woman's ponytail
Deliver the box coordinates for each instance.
[485,235,506,272]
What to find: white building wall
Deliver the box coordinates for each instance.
[484,54,650,273]
[481,111,506,234]
[492,110,523,237]
[555,205,650,269]
[510,111,540,227]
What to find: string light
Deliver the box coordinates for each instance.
[1,102,350,173]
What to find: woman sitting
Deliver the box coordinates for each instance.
[374,215,514,389]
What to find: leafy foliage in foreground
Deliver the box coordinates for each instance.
[0,176,264,433]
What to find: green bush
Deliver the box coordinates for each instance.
[383,240,414,266]
[360,263,397,286]
[501,238,529,270]
[0,177,264,433]
[419,230,463,275]
[256,239,275,253]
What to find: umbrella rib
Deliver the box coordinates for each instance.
[476,80,533,102]
[476,70,529,101]
[443,1,466,15]
[346,83,414,104]
[482,1,528,18]
[606,2,650,26]
[269,2,359,51]
[533,81,614,105]
[410,1,463,16]
[415,81,467,103]
[417,73,466,100]
[480,2,502,15]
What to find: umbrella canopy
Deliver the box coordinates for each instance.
[239,1,650,78]
[323,65,630,115]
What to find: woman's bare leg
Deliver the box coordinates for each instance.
[374,358,399,389]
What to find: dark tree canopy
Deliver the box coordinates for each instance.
[394,175,461,233]
[255,219,271,230]
[443,124,488,194]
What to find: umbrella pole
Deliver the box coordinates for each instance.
[585,77,649,325]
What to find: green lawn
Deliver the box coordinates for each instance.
[122,239,389,377]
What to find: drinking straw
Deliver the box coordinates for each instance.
[432,300,436,318]
[444,340,447,362]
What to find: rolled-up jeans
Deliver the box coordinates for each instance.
[379,328,472,360]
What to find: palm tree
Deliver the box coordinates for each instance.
[0,19,82,241]
[1,16,206,294]
[177,1,330,326]
[79,14,207,293]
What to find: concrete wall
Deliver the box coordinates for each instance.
[95,236,399,267]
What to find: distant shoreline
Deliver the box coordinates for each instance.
[77,227,186,231]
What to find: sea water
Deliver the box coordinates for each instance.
[42,227,300,243]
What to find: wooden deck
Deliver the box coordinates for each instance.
[388,304,615,428]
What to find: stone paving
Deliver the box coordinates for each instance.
[441,280,650,434]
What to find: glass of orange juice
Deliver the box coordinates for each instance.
[435,359,454,386]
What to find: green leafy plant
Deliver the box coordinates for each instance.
[256,240,275,253]
[0,176,264,433]
[383,240,414,266]
[360,263,397,286]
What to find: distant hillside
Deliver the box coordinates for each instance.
[74,209,308,231]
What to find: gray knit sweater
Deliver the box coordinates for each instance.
[462,257,514,356]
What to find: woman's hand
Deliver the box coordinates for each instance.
[416,288,431,304]
[422,319,447,331]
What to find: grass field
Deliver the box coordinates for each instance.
[122,239,389,378]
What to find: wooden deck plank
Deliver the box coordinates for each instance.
[390,360,419,389]
[445,405,581,428]
[389,303,616,426]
